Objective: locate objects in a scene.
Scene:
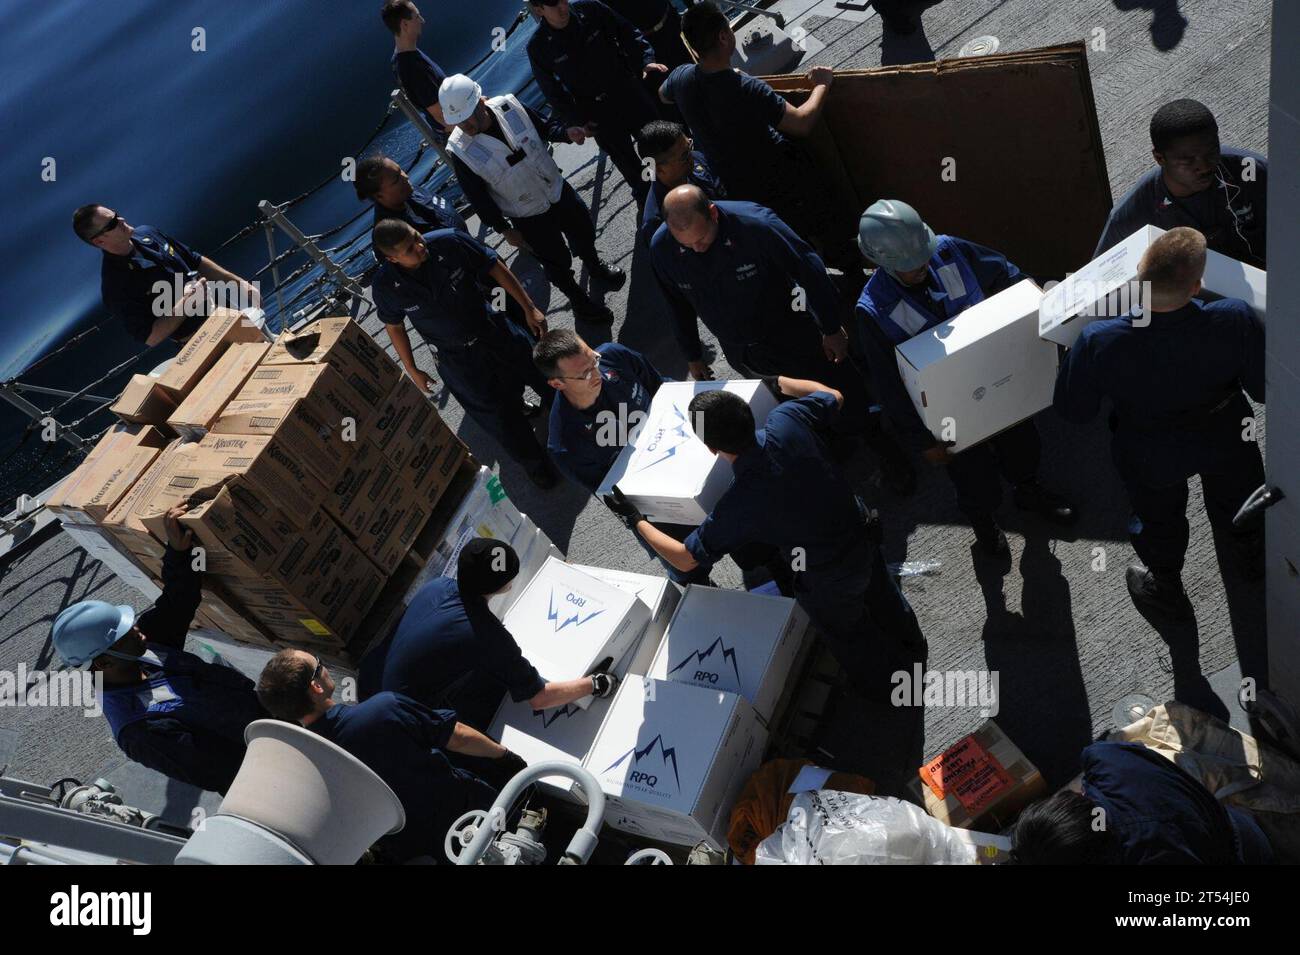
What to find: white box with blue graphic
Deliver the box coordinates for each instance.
[584,676,767,849]
[594,380,779,525]
[502,557,651,709]
[646,585,810,724]
[570,565,682,675]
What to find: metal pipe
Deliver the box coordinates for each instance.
[0,382,85,450]
[391,88,451,166]
[726,1,785,28]
[263,220,286,326]
[454,761,606,866]
[9,383,116,404]
[257,201,365,301]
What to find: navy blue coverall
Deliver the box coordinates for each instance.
[526,0,659,204]
[639,149,727,250]
[359,576,547,732]
[100,545,267,794]
[650,201,871,434]
[857,235,1041,531]
[101,225,207,343]
[310,693,499,864]
[1053,297,1265,575]
[372,184,466,235]
[684,393,925,696]
[371,229,552,470]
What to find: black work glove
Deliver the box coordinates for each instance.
[759,374,785,400]
[602,486,644,525]
[590,672,620,699]
[497,749,528,780]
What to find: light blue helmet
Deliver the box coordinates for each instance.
[857,199,938,274]
[51,600,137,669]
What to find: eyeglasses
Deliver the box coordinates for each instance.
[89,213,122,241]
[310,657,324,684]
[554,357,602,382]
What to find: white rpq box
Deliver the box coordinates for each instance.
[647,586,809,724]
[895,279,1056,453]
[502,558,651,703]
[1038,225,1267,347]
[584,676,767,849]
[570,565,682,675]
[595,380,779,525]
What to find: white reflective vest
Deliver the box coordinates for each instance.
[446,95,564,219]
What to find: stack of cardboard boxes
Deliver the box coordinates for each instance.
[47,311,469,662]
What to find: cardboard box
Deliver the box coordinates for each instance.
[199,582,278,649]
[413,467,529,585]
[486,524,560,620]
[59,522,161,603]
[212,364,367,487]
[570,566,682,676]
[1039,225,1268,347]
[501,558,652,696]
[584,677,767,849]
[277,513,386,638]
[156,308,266,399]
[895,279,1056,453]
[395,415,468,501]
[596,380,779,525]
[111,374,179,427]
[646,585,809,724]
[765,43,1113,281]
[45,424,170,524]
[195,432,330,518]
[167,341,269,439]
[372,374,438,467]
[178,482,298,578]
[262,316,401,408]
[100,438,188,547]
[912,720,1048,832]
[216,574,311,613]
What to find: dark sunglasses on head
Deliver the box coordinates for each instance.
[90,214,122,241]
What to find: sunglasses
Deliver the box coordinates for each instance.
[90,213,122,241]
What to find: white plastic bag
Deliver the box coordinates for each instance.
[754,791,983,865]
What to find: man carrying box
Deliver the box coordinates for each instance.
[1093,99,1267,269]
[855,199,1076,558]
[610,377,927,700]
[533,328,713,586]
[651,185,914,494]
[371,219,561,489]
[50,506,267,795]
[1053,227,1265,620]
[359,538,619,730]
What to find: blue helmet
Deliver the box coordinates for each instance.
[51,600,137,669]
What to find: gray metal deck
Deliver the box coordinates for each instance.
[0,0,1273,824]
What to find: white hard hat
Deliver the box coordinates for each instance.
[439,74,483,126]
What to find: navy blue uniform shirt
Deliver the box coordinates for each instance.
[1093,148,1267,268]
[1082,741,1269,865]
[372,229,501,349]
[649,200,840,362]
[857,237,1021,453]
[391,48,447,113]
[684,392,864,571]
[311,693,496,863]
[547,341,665,491]
[526,0,654,127]
[1053,297,1263,484]
[639,149,726,248]
[101,224,206,343]
[372,185,464,235]
[660,64,789,199]
[368,576,546,708]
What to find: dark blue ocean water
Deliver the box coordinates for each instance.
[0,0,540,506]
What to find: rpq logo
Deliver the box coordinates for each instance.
[633,405,694,473]
[605,734,682,793]
[668,637,742,689]
[546,589,606,632]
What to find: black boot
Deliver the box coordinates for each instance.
[1012,480,1077,525]
[1126,563,1193,620]
[557,277,615,323]
[583,256,627,290]
[525,458,560,490]
[972,519,1010,558]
